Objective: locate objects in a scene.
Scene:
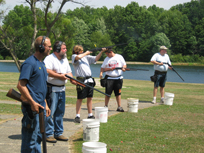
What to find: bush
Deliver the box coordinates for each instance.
[0,55,4,60]
[170,54,204,64]
[5,56,13,60]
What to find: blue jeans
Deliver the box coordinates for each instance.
[46,91,65,137]
[21,104,46,153]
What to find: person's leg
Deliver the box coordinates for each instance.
[105,79,113,107]
[153,87,158,97]
[76,99,83,114]
[54,91,65,137]
[116,95,121,107]
[105,95,110,106]
[21,105,41,153]
[87,97,93,114]
[160,87,165,98]
[114,79,124,112]
[45,92,58,138]
[159,73,167,103]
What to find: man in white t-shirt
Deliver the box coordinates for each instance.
[150,46,172,104]
[72,45,106,123]
[100,48,127,112]
[44,41,76,143]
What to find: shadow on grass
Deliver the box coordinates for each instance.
[9,134,21,140]
[72,138,83,142]
[63,118,74,122]
[139,100,152,103]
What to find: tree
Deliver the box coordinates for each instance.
[0,0,85,71]
[158,10,194,55]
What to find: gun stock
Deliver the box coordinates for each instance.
[65,75,111,97]
[6,88,29,104]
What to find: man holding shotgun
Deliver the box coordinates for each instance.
[150,46,172,104]
[72,45,106,123]
[44,41,76,143]
[100,48,127,112]
[17,36,51,153]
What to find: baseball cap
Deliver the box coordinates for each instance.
[160,46,168,50]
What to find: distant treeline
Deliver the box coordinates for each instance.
[0,0,204,63]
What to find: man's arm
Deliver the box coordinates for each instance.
[44,99,51,117]
[151,61,163,65]
[47,69,67,80]
[99,68,104,79]
[17,79,44,113]
[95,48,107,61]
[75,51,91,61]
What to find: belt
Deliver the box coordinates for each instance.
[47,82,65,87]
[107,75,121,78]
[155,70,167,74]
[77,76,92,80]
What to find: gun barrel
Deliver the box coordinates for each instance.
[65,75,111,97]
[89,43,128,52]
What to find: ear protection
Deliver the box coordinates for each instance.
[55,41,63,53]
[39,36,46,53]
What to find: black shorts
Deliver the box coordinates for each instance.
[77,82,94,99]
[105,79,123,96]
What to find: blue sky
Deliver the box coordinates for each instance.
[3,0,191,12]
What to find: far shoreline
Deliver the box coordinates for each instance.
[0,60,204,66]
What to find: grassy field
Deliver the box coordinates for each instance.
[0,72,204,152]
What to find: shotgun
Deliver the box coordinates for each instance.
[163,62,184,82]
[114,67,149,71]
[89,43,128,52]
[65,75,111,97]
[6,88,47,153]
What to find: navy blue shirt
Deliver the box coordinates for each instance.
[19,55,48,106]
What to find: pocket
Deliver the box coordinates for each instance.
[22,112,36,132]
[150,75,157,82]
[100,79,107,87]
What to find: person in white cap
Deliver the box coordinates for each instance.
[150,46,172,104]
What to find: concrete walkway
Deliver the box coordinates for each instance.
[0,98,156,153]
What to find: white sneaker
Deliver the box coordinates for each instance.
[152,99,156,104]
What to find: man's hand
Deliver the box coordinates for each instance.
[70,79,77,85]
[101,48,107,52]
[45,105,51,117]
[122,67,126,72]
[30,102,44,114]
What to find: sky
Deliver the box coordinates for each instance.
[3,0,192,13]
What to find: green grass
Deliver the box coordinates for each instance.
[1,72,204,152]
[0,103,21,114]
[71,80,204,153]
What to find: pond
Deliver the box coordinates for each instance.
[0,62,203,84]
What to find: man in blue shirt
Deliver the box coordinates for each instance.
[17,36,52,153]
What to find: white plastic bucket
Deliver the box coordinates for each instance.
[127,98,139,113]
[95,107,108,123]
[82,142,107,153]
[164,92,175,105]
[82,119,100,142]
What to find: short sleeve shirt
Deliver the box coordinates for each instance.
[19,55,48,105]
[150,53,171,72]
[72,54,96,77]
[101,54,126,78]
